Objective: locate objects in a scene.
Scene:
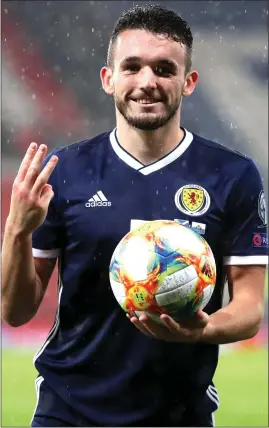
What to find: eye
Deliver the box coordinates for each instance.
[155,66,172,76]
[124,65,140,73]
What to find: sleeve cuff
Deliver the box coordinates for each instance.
[224,255,268,265]
[32,248,60,258]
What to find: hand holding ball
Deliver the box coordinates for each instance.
[109,220,216,323]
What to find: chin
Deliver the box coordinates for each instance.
[116,100,177,130]
[127,117,169,131]
[131,110,172,126]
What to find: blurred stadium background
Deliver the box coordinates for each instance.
[1,1,268,426]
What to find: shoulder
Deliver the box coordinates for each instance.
[192,131,250,160]
[43,131,113,187]
[51,131,112,158]
[191,131,259,176]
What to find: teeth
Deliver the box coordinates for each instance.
[136,99,155,104]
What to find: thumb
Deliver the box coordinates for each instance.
[195,309,209,327]
[40,184,54,203]
[178,309,209,329]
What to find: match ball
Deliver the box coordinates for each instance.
[109,220,216,322]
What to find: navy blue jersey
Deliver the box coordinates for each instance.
[32,128,268,426]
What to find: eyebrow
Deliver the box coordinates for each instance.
[121,56,141,64]
[120,56,178,69]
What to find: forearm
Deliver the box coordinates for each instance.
[1,220,42,326]
[200,298,264,345]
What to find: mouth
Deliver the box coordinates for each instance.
[131,99,161,106]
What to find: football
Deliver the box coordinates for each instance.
[109,220,216,322]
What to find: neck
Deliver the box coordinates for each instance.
[115,113,184,165]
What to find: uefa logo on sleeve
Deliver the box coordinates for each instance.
[253,232,268,248]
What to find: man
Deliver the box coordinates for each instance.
[2,4,267,427]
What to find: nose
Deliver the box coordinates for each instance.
[139,66,158,90]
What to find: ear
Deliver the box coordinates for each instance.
[100,66,114,95]
[182,70,199,97]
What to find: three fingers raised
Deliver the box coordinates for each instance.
[15,143,58,193]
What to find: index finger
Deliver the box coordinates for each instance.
[129,316,157,338]
[16,143,39,182]
[32,155,59,193]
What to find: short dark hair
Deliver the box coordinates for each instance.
[107,4,193,73]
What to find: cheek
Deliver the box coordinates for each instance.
[170,82,184,99]
[114,77,134,96]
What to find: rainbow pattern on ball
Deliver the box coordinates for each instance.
[109,220,216,321]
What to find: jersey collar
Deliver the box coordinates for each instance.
[109,127,193,175]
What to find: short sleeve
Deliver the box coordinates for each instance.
[32,150,63,258]
[223,159,268,265]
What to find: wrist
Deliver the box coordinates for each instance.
[199,319,218,344]
[4,217,33,242]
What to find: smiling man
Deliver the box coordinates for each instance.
[2,4,267,427]
[106,33,191,131]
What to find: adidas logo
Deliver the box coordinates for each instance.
[85,191,111,207]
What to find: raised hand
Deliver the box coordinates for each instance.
[7,143,58,236]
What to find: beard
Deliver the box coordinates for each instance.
[114,94,181,131]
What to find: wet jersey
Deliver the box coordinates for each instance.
[32,128,268,426]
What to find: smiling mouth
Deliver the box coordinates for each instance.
[132,99,161,105]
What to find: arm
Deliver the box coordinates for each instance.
[1,223,56,326]
[202,160,268,344]
[1,143,58,327]
[128,159,268,343]
[200,264,266,344]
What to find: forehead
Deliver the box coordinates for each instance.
[113,29,186,66]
